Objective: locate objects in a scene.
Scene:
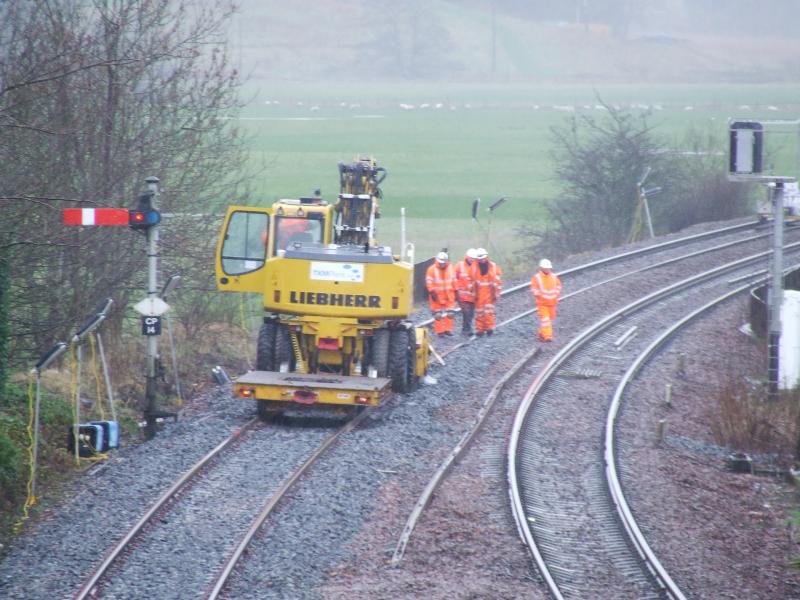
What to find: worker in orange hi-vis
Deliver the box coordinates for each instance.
[530,258,562,342]
[454,248,478,336]
[425,251,456,336]
[276,217,312,250]
[470,248,502,336]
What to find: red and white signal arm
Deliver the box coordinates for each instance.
[63,208,129,226]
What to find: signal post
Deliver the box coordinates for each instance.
[137,177,174,439]
[64,176,172,439]
[729,120,798,399]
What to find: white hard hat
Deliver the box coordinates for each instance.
[539,258,553,269]
[466,248,478,259]
[475,248,488,259]
[436,251,449,262]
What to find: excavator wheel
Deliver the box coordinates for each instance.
[256,321,277,371]
[370,329,390,377]
[404,327,419,392]
[275,324,295,371]
[389,328,414,393]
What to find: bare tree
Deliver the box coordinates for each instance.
[1,0,249,365]
[520,103,753,260]
[358,0,457,79]
[526,103,663,257]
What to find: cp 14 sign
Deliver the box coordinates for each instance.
[141,316,161,336]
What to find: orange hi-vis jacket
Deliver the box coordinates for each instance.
[425,262,456,306]
[276,217,311,250]
[454,257,476,303]
[530,270,561,306]
[470,260,502,305]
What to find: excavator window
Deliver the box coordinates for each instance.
[275,215,323,254]
[220,210,269,275]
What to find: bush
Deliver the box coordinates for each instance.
[0,427,22,504]
[709,377,800,465]
[0,382,73,548]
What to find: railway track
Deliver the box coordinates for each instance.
[3,218,794,600]
[205,410,369,599]
[73,412,370,600]
[601,273,764,600]
[384,222,799,597]
[79,220,800,599]
[391,220,795,567]
[507,243,800,599]
[73,417,258,599]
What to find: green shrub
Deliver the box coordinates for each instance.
[0,382,73,547]
[0,429,21,503]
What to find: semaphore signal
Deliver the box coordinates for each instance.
[63,205,161,230]
[63,207,130,226]
[62,177,172,440]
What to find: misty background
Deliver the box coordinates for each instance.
[230,0,800,86]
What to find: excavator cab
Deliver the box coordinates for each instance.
[216,198,334,293]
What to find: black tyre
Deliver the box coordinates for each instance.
[389,328,411,392]
[370,329,390,377]
[256,321,277,371]
[405,327,419,392]
[275,324,294,371]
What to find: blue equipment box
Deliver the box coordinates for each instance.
[91,420,119,449]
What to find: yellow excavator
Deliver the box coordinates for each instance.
[215,158,429,418]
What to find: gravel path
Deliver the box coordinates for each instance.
[1,218,798,599]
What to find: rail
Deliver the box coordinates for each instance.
[507,240,800,599]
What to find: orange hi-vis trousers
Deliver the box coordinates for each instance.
[475,302,496,333]
[430,299,454,334]
[536,303,557,340]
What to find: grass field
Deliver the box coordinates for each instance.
[235,82,800,271]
